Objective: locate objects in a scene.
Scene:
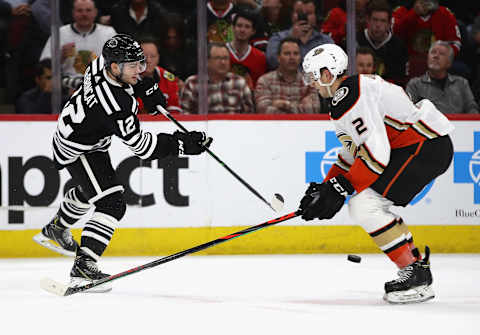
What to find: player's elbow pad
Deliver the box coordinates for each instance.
[145,133,179,161]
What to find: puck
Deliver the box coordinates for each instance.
[347,254,361,263]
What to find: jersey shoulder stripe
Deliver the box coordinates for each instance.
[329,75,360,120]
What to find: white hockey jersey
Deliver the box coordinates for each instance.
[326,74,454,193]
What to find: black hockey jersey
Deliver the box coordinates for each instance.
[53,56,168,167]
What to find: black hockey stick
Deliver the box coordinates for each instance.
[40,210,302,296]
[156,105,284,212]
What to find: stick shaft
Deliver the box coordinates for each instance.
[158,106,278,211]
[65,211,300,295]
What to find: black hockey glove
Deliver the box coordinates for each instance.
[134,77,167,115]
[299,175,354,221]
[173,130,213,155]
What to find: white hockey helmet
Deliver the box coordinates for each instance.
[302,44,348,87]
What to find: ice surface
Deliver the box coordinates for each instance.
[0,254,478,335]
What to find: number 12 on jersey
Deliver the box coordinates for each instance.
[117,115,136,137]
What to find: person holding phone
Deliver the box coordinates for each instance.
[265,0,333,70]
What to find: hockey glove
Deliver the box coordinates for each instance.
[174,130,213,155]
[134,77,167,115]
[299,175,354,221]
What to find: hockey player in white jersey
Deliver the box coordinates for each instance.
[33,34,212,292]
[298,44,454,303]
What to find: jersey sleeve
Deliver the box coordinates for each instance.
[109,91,177,160]
[329,76,390,193]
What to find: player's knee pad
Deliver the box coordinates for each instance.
[94,191,127,221]
[348,188,396,233]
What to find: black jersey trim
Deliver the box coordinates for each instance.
[329,75,361,120]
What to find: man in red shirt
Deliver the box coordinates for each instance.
[138,37,182,113]
[226,10,267,89]
[393,0,461,79]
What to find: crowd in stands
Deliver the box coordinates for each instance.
[0,0,479,114]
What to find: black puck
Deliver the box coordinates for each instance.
[347,254,361,263]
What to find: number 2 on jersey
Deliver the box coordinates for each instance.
[58,95,85,138]
[352,117,367,135]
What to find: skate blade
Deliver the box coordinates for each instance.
[40,277,70,296]
[70,277,112,293]
[33,232,76,257]
[384,285,435,304]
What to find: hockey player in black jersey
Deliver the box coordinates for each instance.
[298,44,454,304]
[33,34,212,292]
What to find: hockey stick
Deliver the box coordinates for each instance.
[156,105,284,212]
[41,210,301,296]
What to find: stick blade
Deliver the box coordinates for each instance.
[271,193,285,212]
[40,277,69,296]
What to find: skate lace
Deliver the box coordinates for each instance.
[85,260,100,274]
[394,265,413,283]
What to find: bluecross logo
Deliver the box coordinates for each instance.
[454,131,480,204]
[305,131,433,205]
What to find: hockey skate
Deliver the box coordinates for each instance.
[33,215,79,257]
[70,250,112,293]
[384,246,435,304]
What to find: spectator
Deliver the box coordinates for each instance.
[356,46,376,74]
[468,17,480,103]
[227,10,267,89]
[110,0,167,41]
[15,59,66,114]
[251,0,289,51]
[157,14,196,82]
[265,0,333,70]
[321,0,346,45]
[357,0,408,86]
[394,0,462,79]
[180,43,254,114]
[406,41,479,114]
[0,0,11,101]
[187,0,241,43]
[40,0,116,78]
[255,37,320,114]
[4,0,50,103]
[138,36,182,113]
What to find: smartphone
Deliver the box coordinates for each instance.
[297,11,308,22]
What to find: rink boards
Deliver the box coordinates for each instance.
[0,114,479,257]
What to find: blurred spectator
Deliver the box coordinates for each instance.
[110,0,167,41]
[161,0,195,16]
[157,13,196,82]
[321,0,346,45]
[356,46,376,74]
[406,41,479,114]
[60,0,118,24]
[357,0,408,86]
[0,0,11,101]
[15,59,66,114]
[266,0,333,70]
[227,10,267,89]
[251,0,290,51]
[187,0,241,43]
[468,17,480,103]
[180,43,254,114]
[255,37,320,113]
[393,0,462,79]
[40,0,116,78]
[138,36,182,113]
[4,0,50,103]
[234,0,262,12]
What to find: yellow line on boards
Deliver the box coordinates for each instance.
[1,225,479,258]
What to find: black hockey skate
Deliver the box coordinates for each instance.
[33,215,79,257]
[384,246,435,304]
[70,250,112,293]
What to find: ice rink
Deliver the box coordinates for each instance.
[1,254,478,335]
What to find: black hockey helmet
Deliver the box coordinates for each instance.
[102,34,146,68]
